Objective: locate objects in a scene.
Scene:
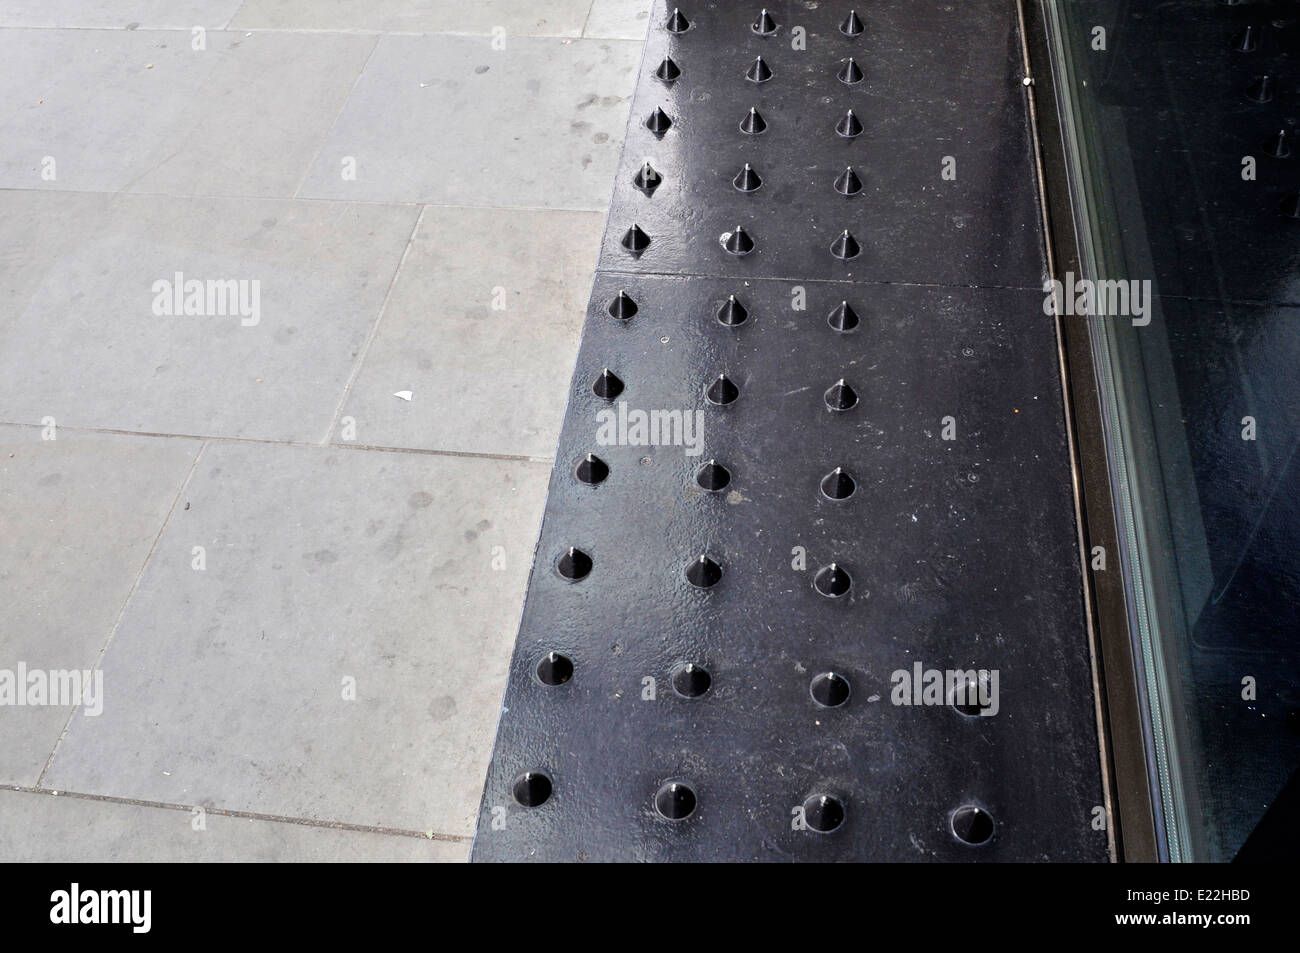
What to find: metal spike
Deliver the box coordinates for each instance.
[557,546,592,581]
[592,367,624,401]
[747,55,773,83]
[811,671,851,707]
[827,300,860,331]
[685,554,723,588]
[646,106,673,136]
[655,55,681,83]
[512,771,553,807]
[824,378,858,411]
[621,223,651,255]
[836,108,863,138]
[802,792,845,831]
[1247,74,1275,103]
[814,562,852,597]
[1265,129,1291,159]
[633,161,662,194]
[607,290,638,319]
[707,373,740,405]
[834,166,863,196]
[830,229,861,260]
[717,294,749,326]
[535,651,574,686]
[820,466,856,500]
[740,106,768,135]
[672,662,712,698]
[575,453,609,485]
[696,459,731,491]
[752,8,778,35]
[951,805,995,845]
[721,225,755,256]
[655,781,697,820]
[733,162,762,192]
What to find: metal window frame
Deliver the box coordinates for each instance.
[1019,0,1166,863]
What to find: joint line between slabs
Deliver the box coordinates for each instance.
[34,441,208,787]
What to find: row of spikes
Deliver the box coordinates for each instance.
[666,6,865,38]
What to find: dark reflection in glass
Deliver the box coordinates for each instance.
[1046,0,1300,860]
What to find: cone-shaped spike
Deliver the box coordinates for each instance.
[707,373,740,405]
[951,805,995,845]
[838,57,863,84]
[621,223,651,255]
[803,793,845,831]
[655,55,681,83]
[740,106,768,134]
[814,562,852,597]
[592,367,623,400]
[646,106,673,136]
[575,453,609,485]
[607,290,638,319]
[666,7,690,32]
[670,660,712,696]
[685,554,723,589]
[834,166,863,196]
[1234,25,1258,52]
[752,8,778,35]
[830,229,861,260]
[840,10,864,36]
[733,162,762,192]
[557,546,592,581]
[820,466,856,500]
[1247,74,1275,103]
[824,378,859,411]
[747,55,773,83]
[717,294,748,326]
[722,225,754,256]
[512,771,552,807]
[1283,192,1300,219]
[811,671,851,707]
[535,651,573,686]
[672,662,712,698]
[633,161,662,194]
[836,108,863,138]
[1266,129,1291,159]
[655,781,697,820]
[827,300,860,331]
[696,459,731,492]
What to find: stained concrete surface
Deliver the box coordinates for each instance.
[0,0,651,861]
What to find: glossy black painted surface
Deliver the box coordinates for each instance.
[597,1,1045,287]
[472,1,1105,861]
[472,277,1105,861]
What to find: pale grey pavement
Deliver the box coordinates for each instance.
[0,0,650,861]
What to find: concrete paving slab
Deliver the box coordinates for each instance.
[333,205,602,457]
[0,28,374,196]
[0,191,419,443]
[0,425,199,786]
[230,0,592,37]
[42,440,549,836]
[583,0,652,39]
[0,789,468,861]
[296,33,641,209]
[0,0,241,30]
[0,189,110,317]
